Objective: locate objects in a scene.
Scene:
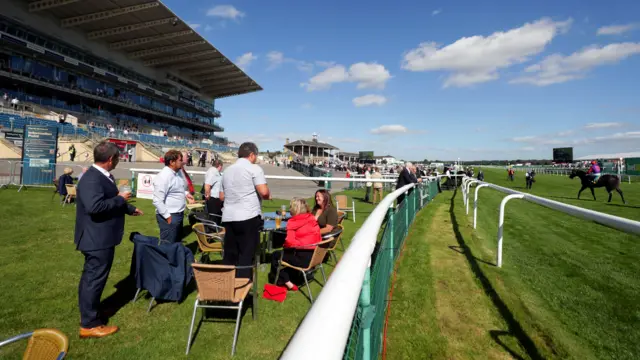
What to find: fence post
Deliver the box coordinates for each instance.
[405,191,409,237]
[388,206,395,266]
[497,194,524,267]
[474,184,489,229]
[358,266,374,360]
[130,170,136,195]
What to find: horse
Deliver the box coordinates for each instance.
[525,170,536,189]
[569,170,626,203]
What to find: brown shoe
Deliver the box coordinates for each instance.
[79,325,119,338]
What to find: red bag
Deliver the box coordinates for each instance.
[263,284,287,302]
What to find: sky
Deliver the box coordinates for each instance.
[163,0,640,161]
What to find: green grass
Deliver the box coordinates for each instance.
[386,169,640,359]
[0,187,373,359]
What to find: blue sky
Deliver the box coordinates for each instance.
[164,0,640,161]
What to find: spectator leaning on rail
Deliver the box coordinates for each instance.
[220,142,271,278]
[396,162,422,204]
[152,150,195,243]
[204,159,224,220]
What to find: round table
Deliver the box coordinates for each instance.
[262,219,288,231]
[262,211,292,220]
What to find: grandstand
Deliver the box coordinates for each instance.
[0,0,261,159]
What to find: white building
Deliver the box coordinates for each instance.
[373,155,401,166]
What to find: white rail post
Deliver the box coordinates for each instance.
[497,194,524,268]
[465,180,478,214]
[461,177,470,206]
[474,184,490,229]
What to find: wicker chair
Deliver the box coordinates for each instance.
[324,225,344,264]
[186,263,257,356]
[337,210,346,225]
[0,328,68,360]
[335,195,355,222]
[275,238,334,303]
[192,223,224,262]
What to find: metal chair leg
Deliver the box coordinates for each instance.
[252,265,258,321]
[275,265,281,285]
[352,203,356,223]
[132,288,141,303]
[147,297,155,313]
[302,271,313,303]
[231,300,243,356]
[319,264,327,283]
[185,299,199,355]
[330,251,338,264]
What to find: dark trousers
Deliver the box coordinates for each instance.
[364,186,371,202]
[222,216,262,278]
[270,249,314,285]
[205,197,223,221]
[156,211,184,243]
[78,247,115,328]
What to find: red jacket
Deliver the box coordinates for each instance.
[284,213,321,250]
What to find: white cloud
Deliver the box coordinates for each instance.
[266,51,314,72]
[187,23,201,30]
[402,17,572,87]
[520,146,536,151]
[584,122,624,129]
[301,103,314,110]
[316,61,336,68]
[370,125,408,135]
[236,52,257,70]
[353,94,388,107]
[207,5,245,20]
[432,9,442,16]
[597,23,639,36]
[511,42,640,86]
[302,62,392,91]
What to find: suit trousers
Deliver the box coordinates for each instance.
[78,247,115,328]
[222,216,262,278]
[156,212,184,243]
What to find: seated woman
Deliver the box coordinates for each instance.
[58,167,74,202]
[270,198,321,291]
[313,189,339,235]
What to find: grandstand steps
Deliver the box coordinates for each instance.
[136,142,161,162]
[57,138,94,162]
[0,138,21,159]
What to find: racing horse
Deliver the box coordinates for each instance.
[525,170,536,190]
[569,170,626,203]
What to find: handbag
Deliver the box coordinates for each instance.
[263,283,287,302]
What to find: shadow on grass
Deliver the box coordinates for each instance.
[448,245,495,267]
[448,190,543,360]
[606,203,640,209]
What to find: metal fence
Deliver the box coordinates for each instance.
[0,161,84,190]
[281,180,440,360]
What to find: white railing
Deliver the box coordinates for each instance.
[281,183,417,360]
[464,178,640,267]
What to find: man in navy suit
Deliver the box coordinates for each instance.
[75,141,143,338]
[395,162,422,204]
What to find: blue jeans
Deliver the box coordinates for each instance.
[156,212,184,243]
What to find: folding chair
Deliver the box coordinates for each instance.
[0,328,68,360]
[335,195,355,222]
[186,263,257,356]
[275,238,334,303]
[62,184,76,207]
[324,225,344,264]
[192,223,224,262]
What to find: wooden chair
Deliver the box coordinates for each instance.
[275,238,334,303]
[186,263,256,356]
[0,328,68,360]
[337,210,346,225]
[63,184,76,207]
[324,225,344,264]
[192,223,224,262]
[335,195,355,222]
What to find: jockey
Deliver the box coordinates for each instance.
[586,160,601,183]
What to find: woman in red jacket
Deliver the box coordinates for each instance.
[269,198,321,291]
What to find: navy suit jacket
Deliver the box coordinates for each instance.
[74,166,136,252]
[396,168,418,190]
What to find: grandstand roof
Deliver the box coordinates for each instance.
[285,140,338,150]
[575,152,640,160]
[27,0,262,99]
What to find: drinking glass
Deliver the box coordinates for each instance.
[275,215,282,229]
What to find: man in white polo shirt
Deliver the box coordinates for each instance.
[153,150,194,243]
[220,142,271,278]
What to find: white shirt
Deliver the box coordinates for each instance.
[204,167,222,199]
[365,170,372,187]
[221,158,267,222]
[92,164,113,182]
[152,166,188,219]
